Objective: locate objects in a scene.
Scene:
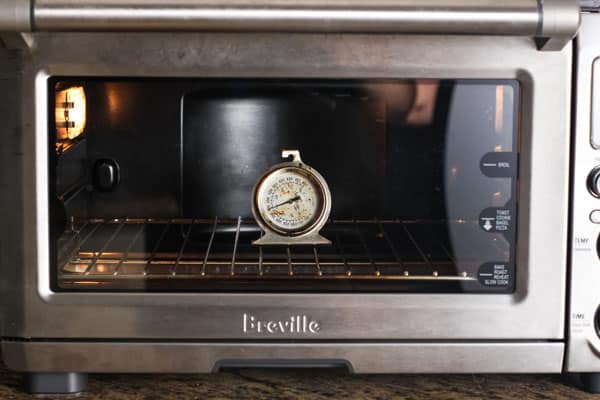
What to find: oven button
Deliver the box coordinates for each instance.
[591,210,600,224]
[588,167,600,198]
[93,159,120,192]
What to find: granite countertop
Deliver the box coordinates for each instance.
[1,359,599,400]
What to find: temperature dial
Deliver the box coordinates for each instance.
[258,170,322,234]
[588,167,600,198]
[252,150,331,246]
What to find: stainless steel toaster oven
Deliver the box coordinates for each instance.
[1,0,599,395]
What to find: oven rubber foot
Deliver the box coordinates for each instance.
[25,372,88,394]
[579,373,600,393]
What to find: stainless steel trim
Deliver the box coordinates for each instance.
[566,12,600,373]
[0,0,31,32]
[32,0,541,34]
[0,32,571,341]
[536,0,581,50]
[1,341,565,374]
[0,48,23,342]
[0,0,572,50]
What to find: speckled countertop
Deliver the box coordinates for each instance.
[1,359,599,400]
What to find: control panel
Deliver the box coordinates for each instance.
[567,13,600,373]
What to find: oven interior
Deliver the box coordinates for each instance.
[50,78,518,292]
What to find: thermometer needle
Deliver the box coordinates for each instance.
[268,195,301,211]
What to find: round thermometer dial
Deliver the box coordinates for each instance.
[256,167,324,235]
[252,150,331,243]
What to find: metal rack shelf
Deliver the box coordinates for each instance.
[58,217,482,283]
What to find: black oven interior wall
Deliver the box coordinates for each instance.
[50,79,518,292]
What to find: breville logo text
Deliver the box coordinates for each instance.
[242,313,321,334]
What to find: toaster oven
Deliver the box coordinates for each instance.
[1,0,599,394]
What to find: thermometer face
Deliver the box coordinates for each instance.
[255,167,325,235]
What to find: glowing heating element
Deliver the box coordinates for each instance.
[55,86,86,140]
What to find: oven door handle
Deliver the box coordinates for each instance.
[0,0,580,51]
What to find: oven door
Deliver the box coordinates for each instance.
[1,31,571,372]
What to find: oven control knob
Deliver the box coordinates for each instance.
[588,168,600,198]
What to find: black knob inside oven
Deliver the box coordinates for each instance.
[588,167,600,198]
[93,159,120,192]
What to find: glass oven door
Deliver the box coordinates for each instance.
[50,78,518,293]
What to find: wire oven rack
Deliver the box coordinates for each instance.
[57,218,486,284]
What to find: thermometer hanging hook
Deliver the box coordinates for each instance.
[282,149,303,163]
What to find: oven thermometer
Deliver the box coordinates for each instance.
[252,150,331,246]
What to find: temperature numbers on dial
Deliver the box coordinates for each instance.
[257,169,322,234]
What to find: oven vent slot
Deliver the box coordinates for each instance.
[213,359,353,372]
